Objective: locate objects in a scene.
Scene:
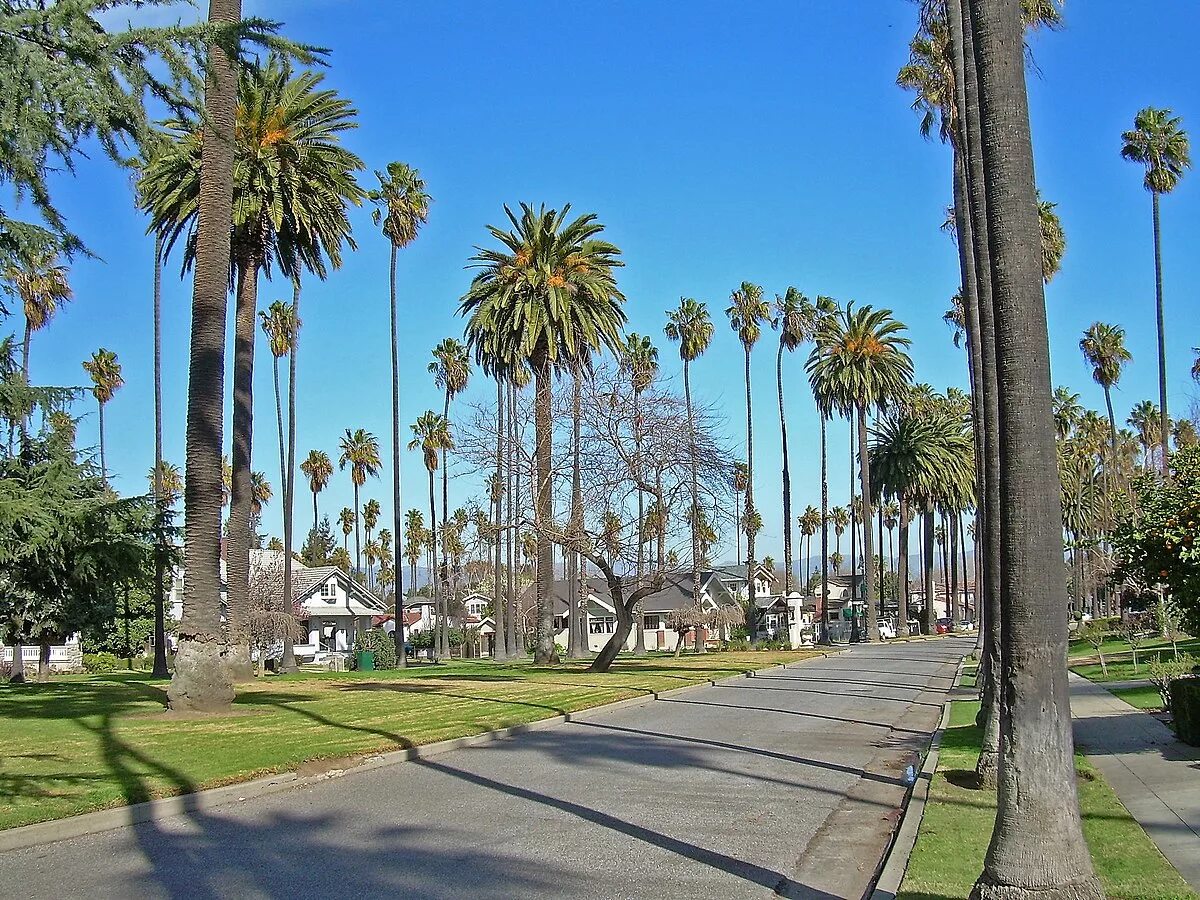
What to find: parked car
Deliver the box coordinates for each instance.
[935,617,954,635]
[957,620,976,632]
[878,620,897,640]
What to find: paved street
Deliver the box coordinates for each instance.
[1,638,970,900]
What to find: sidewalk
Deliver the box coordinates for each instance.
[1070,673,1200,891]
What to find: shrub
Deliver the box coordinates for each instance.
[83,652,120,673]
[723,638,751,652]
[1170,676,1200,746]
[351,629,397,670]
[410,629,434,650]
[1148,653,1197,709]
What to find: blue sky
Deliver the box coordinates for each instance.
[20,0,1200,566]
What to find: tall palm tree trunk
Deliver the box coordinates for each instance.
[224,253,258,682]
[389,251,406,666]
[168,0,241,713]
[848,427,859,641]
[492,376,507,661]
[532,351,557,664]
[857,405,878,641]
[440,390,451,657]
[568,369,586,658]
[950,512,961,625]
[280,280,299,673]
[272,357,286,531]
[21,319,31,378]
[507,382,519,656]
[777,342,794,596]
[633,387,647,657]
[953,0,1003,785]
[898,499,910,636]
[922,507,935,633]
[940,513,951,624]
[818,414,830,644]
[966,0,1103,895]
[683,360,707,654]
[427,468,439,660]
[97,399,106,481]
[151,232,169,678]
[1152,191,1170,476]
[743,348,757,640]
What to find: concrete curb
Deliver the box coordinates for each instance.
[0,650,843,854]
[869,653,968,900]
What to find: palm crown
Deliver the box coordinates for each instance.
[621,333,659,394]
[806,303,913,417]
[301,450,333,493]
[774,287,819,352]
[408,411,452,472]
[82,348,122,403]
[726,281,769,350]
[664,297,713,362]
[141,53,365,281]
[1122,107,1191,195]
[1079,322,1131,390]
[459,203,626,376]
[338,429,381,487]
[260,301,300,359]
[370,161,431,250]
[429,338,471,398]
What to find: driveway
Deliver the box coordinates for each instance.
[0,637,971,899]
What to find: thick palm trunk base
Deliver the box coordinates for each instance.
[168,639,234,712]
[222,645,253,684]
[970,875,1104,900]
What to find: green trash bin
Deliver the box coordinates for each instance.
[356,650,375,671]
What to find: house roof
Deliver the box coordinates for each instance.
[523,574,730,616]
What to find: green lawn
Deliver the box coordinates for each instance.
[898,701,1196,900]
[0,651,811,831]
[1069,638,1199,684]
[1108,684,1169,712]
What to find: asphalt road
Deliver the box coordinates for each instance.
[1,637,971,900]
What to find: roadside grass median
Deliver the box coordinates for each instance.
[897,700,1196,900]
[0,650,814,831]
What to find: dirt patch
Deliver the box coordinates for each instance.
[295,754,369,777]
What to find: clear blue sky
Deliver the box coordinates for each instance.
[23,0,1200,566]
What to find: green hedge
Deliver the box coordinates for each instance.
[83,652,121,673]
[1170,677,1200,746]
[351,629,397,670]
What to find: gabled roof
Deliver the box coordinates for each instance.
[294,565,388,612]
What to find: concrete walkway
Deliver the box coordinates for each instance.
[0,639,972,900]
[1070,673,1200,891]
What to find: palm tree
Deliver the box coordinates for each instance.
[882,500,899,584]
[732,462,749,563]
[808,304,913,642]
[726,281,769,637]
[1127,400,1161,472]
[369,161,430,666]
[259,300,299,529]
[300,450,334,534]
[143,53,363,680]
[966,3,1102,896]
[338,507,355,558]
[1122,107,1190,476]
[147,461,184,505]
[831,506,849,559]
[830,551,844,575]
[409,411,453,657]
[338,428,381,577]
[403,509,425,597]
[363,498,382,588]
[665,296,714,611]
[622,332,659,655]
[1052,386,1083,441]
[1079,322,1131,459]
[429,337,471,607]
[773,287,818,597]
[799,506,821,591]
[460,203,626,665]
[2,248,71,378]
[81,348,123,480]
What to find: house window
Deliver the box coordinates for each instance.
[589,616,615,635]
[643,614,661,631]
[320,580,336,602]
